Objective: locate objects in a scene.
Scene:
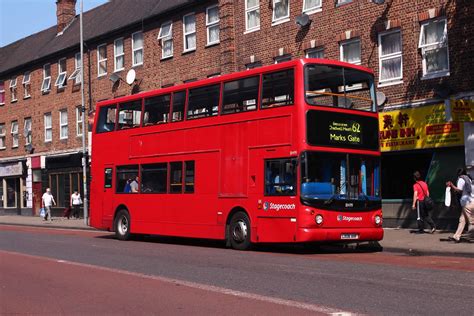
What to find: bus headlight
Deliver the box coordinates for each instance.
[315,214,323,225]
[374,215,382,226]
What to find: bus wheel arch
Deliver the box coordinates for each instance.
[114,206,131,241]
[226,208,252,250]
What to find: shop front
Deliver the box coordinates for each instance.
[0,160,30,215]
[379,99,473,229]
[43,152,84,217]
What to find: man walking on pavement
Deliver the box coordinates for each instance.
[42,188,56,222]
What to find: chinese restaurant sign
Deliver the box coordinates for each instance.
[449,99,474,122]
[379,103,464,152]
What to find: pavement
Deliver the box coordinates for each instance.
[0,215,472,258]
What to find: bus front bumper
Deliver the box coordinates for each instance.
[296,227,384,243]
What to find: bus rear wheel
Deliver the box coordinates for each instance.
[229,212,251,250]
[115,209,131,241]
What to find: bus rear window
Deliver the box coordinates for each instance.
[261,69,294,108]
[96,105,117,133]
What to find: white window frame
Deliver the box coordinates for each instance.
[132,31,144,67]
[340,38,361,65]
[68,52,82,85]
[22,72,31,98]
[305,47,324,58]
[9,77,18,102]
[114,38,125,72]
[44,113,52,142]
[76,106,83,137]
[11,121,19,148]
[97,44,107,77]
[183,13,196,52]
[158,21,173,59]
[0,81,5,105]
[41,64,51,92]
[245,0,260,33]
[303,0,322,15]
[418,18,449,79]
[54,58,67,88]
[378,29,403,85]
[336,0,352,5]
[24,117,32,145]
[206,5,220,46]
[59,109,68,140]
[272,0,290,25]
[0,123,6,149]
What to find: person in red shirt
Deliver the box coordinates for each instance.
[412,171,436,234]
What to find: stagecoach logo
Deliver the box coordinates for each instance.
[337,215,363,222]
[263,202,296,211]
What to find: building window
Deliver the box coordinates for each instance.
[419,18,449,78]
[9,77,18,102]
[44,113,52,142]
[41,64,51,92]
[303,0,322,14]
[0,81,4,105]
[379,30,403,84]
[11,121,19,148]
[274,54,292,63]
[24,118,32,145]
[97,44,107,77]
[76,106,83,137]
[340,39,361,65]
[22,72,31,98]
[55,58,67,88]
[272,0,290,24]
[114,38,125,72]
[183,13,196,52]
[245,0,260,32]
[206,5,220,45]
[0,123,5,149]
[69,53,82,85]
[158,21,173,59]
[306,48,324,58]
[336,0,352,5]
[132,32,144,66]
[59,109,68,139]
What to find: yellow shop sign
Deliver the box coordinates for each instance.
[379,103,464,152]
[449,99,474,122]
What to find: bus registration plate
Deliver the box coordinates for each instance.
[341,233,359,240]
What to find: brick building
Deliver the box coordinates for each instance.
[0,0,473,227]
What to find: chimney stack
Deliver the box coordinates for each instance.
[56,0,77,33]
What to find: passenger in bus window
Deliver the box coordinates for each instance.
[124,179,132,193]
[130,176,140,193]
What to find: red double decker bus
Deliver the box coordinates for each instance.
[90,59,383,250]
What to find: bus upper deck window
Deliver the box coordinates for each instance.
[118,100,142,130]
[261,69,294,109]
[96,105,117,133]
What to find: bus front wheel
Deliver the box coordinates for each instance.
[229,212,251,250]
[115,209,131,241]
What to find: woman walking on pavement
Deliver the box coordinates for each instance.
[412,171,436,234]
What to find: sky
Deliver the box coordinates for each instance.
[0,0,109,47]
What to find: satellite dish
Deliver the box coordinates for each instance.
[126,69,136,85]
[376,91,387,107]
[109,73,120,84]
[295,13,311,27]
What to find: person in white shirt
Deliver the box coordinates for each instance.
[447,168,474,242]
[41,188,56,222]
[70,191,83,219]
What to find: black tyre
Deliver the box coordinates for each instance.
[114,209,131,241]
[229,212,251,250]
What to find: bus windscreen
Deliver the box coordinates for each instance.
[304,64,376,112]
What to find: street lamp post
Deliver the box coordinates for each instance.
[80,0,88,225]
